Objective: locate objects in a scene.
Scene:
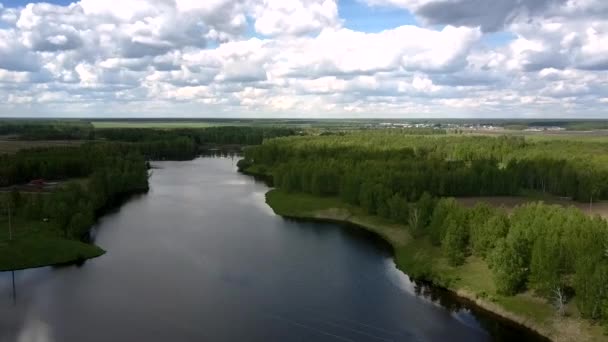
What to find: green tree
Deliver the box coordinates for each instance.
[442,211,469,266]
[408,192,435,237]
[387,194,409,224]
[428,198,459,245]
[491,232,530,295]
[470,212,509,258]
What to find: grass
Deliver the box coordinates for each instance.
[0,238,104,271]
[265,189,606,342]
[0,216,104,271]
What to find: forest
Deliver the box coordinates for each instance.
[240,131,608,327]
[240,132,608,202]
[1,144,149,238]
[95,126,297,159]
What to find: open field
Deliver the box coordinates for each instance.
[462,130,608,142]
[457,196,608,219]
[92,121,220,129]
[90,119,355,129]
[0,140,84,154]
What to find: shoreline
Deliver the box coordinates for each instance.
[0,248,105,273]
[277,210,553,340]
[0,239,106,273]
[262,189,605,342]
[0,189,148,273]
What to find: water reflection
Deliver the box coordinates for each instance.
[10,271,15,306]
[15,316,54,342]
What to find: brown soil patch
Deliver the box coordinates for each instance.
[457,196,608,219]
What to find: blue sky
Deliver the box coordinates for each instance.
[340,0,417,32]
[0,0,606,118]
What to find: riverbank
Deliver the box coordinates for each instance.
[265,189,606,342]
[0,212,107,272]
[0,182,149,272]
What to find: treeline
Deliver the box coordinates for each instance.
[0,146,93,187]
[0,121,296,160]
[263,158,600,203]
[0,121,93,140]
[0,126,297,184]
[0,143,149,187]
[95,126,297,160]
[96,126,296,145]
[241,133,608,202]
[0,144,149,240]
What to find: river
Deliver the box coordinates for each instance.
[0,157,546,342]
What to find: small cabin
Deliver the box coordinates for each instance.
[29,179,46,187]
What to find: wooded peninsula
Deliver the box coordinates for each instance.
[238,131,608,341]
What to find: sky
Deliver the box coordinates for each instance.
[0,0,607,118]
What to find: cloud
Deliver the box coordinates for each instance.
[0,30,40,71]
[364,0,567,32]
[415,0,563,32]
[0,0,606,118]
[276,25,480,78]
[504,20,608,71]
[251,0,340,36]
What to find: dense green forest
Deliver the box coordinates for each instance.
[1,144,149,238]
[240,132,608,327]
[95,126,297,159]
[240,133,608,202]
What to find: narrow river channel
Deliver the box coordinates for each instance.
[0,157,547,342]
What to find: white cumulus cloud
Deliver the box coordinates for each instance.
[0,0,606,118]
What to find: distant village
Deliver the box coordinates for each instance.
[374,122,566,132]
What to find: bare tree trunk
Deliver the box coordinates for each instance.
[541,178,546,193]
[409,208,419,232]
[553,286,566,316]
[8,204,12,242]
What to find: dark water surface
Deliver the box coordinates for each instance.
[0,157,546,342]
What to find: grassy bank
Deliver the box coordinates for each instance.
[0,217,104,271]
[265,189,606,342]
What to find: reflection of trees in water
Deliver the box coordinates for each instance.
[413,280,465,312]
[11,271,16,306]
[200,150,242,159]
[413,279,551,342]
